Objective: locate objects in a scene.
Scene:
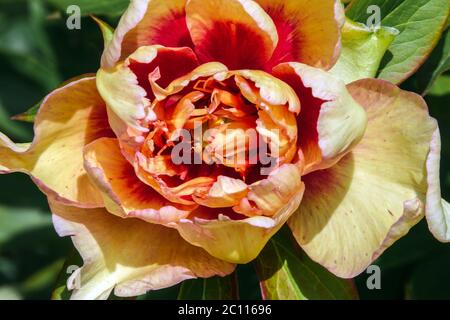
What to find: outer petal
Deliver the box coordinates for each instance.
[255,0,344,70]
[50,200,235,299]
[273,62,367,174]
[174,164,305,263]
[84,138,195,224]
[101,0,192,68]
[425,127,450,242]
[185,0,278,69]
[0,77,113,207]
[288,79,437,278]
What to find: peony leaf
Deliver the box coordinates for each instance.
[177,274,238,300]
[46,0,129,17]
[330,18,398,84]
[346,0,450,84]
[254,228,358,300]
[403,28,450,95]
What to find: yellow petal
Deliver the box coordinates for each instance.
[193,176,248,208]
[255,0,344,69]
[175,164,304,263]
[273,62,367,174]
[186,0,278,69]
[51,200,235,299]
[0,77,113,207]
[288,79,437,278]
[84,138,194,224]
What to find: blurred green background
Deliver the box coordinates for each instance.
[0,0,449,300]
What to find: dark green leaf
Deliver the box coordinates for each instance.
[0,0,61,90]
[403,28,450,95]
[47,0,129,17]
[347,0,450,84]
[255,228,358,300]
[177,274,238,300]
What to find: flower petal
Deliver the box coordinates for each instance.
[175,164,304,263]
[185,0,278,69]
[256,0,344,70]
[84,137,195,224]
[193,176,248,208]
[101,0,192,68]
[50,200,235,299]
[97,45,199,148]
[424,125,450,242]
[217,69,300,114]
[288,79,437,278]
[273,62,367,174]
[0,77,113,207]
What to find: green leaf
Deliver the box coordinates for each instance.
[346,0,450,84]
[330,18,398,83]
[428,74,450,96]
[0,0,61,90]
[403,28,450,95]
[254,228,358,300]
[46,0,129,17]
[177,274,239,300]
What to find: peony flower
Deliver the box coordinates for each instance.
[1,0,449,299]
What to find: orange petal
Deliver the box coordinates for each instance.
[84,138,194,224]
[256,0,344,70]
[51,200,234,299]
[193,176,248,208]
[186,0,278,69]
[0,77,114,207]
[97,45,199,159]
[234,164,303,217]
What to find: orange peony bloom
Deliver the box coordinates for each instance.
[0,0,449,299]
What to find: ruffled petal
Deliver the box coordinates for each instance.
[424,125,450,242]
[273,62,367,174]
[175,164,304,263]
[0,77,114,207]
[84,137,195,224]
[255,0,344,70]
[101,0,193,68]
[185,0,278,69]
[51,200,235,299]
[288,79,438,278]
[97,45,199,152]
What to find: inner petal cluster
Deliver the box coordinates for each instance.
[134,71,299,216]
